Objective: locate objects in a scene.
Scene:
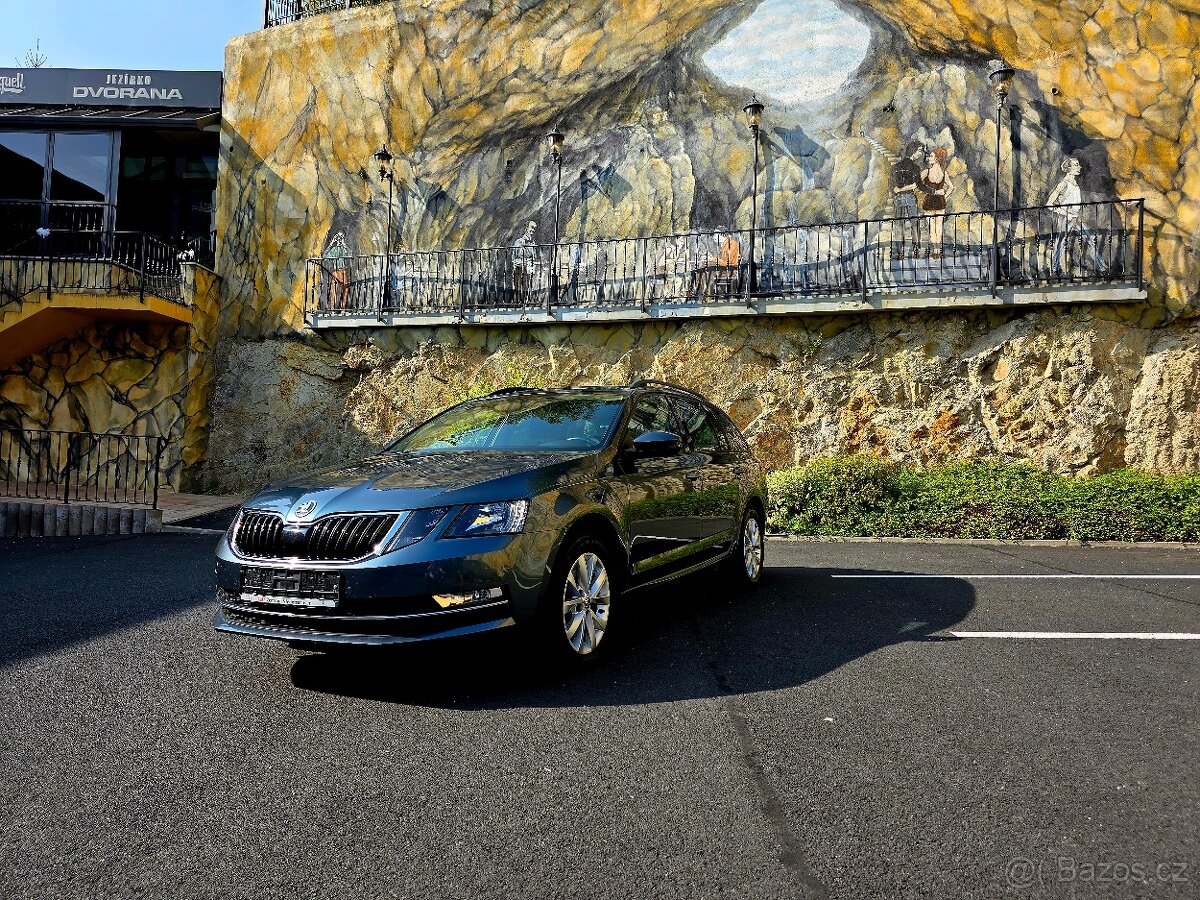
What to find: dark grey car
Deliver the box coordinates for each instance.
[214,379,766,662]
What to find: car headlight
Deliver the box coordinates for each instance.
[384,507,450,552]
[444,500,529,538]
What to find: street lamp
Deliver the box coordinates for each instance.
[374,145,396,308]
[546,128,564,313]
[743,95,764,305]
[986,60,1015,295]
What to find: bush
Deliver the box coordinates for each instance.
[766,456,1200,542]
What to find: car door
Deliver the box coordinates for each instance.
[670,395,740,558]
[610,392,697,580]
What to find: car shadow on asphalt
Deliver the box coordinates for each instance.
[288,567,976,708]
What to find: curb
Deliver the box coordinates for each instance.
[767,535,1200,549]
[161,525,228,535]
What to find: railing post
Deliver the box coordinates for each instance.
[861,220,869,303]
[139,233,147,303]
[458,252,468,319]
[378,254,387,322]
[640,238,648,314]
[45,230,53,304]
[263,0,270,28]
[61,433,73,505]
[1136,199,1144,291]
[303,260,311,325]
[152,437,164,509]
[990,209,1000,297]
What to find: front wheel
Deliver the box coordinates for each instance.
[538,536,618,664]
[726,506,765,588]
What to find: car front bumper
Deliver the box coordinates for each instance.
[214,526,556,647]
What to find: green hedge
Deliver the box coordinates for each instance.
[766,457,1200,541]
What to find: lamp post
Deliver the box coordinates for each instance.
[546,128,564,313]
[987,60,1015,296]
[742,95,764,305]
[374,145,396,308]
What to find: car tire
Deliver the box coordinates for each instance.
[725,505,765,589]
[539,535,618,665]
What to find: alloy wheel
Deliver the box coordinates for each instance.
[743,514,764,581]
[562,551,611,655]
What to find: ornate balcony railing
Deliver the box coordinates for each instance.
[304,199,1145,327]
[0,226,189,307]
[263,0,380,27]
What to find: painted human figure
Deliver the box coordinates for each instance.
[324,231,350,311]
[920,147,952,257]
[511,220,540,304]
[1047,157,1106,275]
[891,140,925,255]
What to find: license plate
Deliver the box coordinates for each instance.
[240,567,342,608]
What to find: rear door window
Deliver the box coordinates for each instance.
[671,396,724,452]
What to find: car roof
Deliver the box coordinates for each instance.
[484,380,713,404]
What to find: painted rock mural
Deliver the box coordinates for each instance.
[200,0,1200,491]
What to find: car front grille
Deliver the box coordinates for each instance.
[232,511,399,562]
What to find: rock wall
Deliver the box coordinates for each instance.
[0,265,223,490]
[205,0,1200,491]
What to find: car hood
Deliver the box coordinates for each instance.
[244,450,600,519]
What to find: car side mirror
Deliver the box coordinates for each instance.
[631,431,681,458]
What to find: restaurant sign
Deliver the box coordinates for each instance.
[0,68,221,108]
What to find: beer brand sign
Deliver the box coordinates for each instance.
[0,68,221,108]
[0,72,24,95]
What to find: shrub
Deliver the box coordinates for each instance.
[766,456,1200,542]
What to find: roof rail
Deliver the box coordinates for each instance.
[628,379,707,399]
[486,386,538,396]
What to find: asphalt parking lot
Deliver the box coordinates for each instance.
[1,534,1197,899]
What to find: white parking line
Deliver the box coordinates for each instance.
[950,631,1200,640]
[831,574,1200,579]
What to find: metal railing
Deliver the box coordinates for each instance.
[0,228,188,307]
[304,198,1145,322]
[0,201,116,251]
[0,429,168,508]
[263,0,380,27]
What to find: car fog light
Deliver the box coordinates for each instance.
[432,587,504,609]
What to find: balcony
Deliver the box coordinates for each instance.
[0,206,193,368]
[303,199,1147,329]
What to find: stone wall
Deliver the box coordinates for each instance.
[0,265,223,490]
[205,0,1200,491]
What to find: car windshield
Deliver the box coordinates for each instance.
[389,394,625,454]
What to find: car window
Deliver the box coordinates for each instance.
[714,410,750,453]
[390,395,625,453]
[625,393,677,443]
[671,396,723,452]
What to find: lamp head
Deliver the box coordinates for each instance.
[546,129,565,160]
[987,60,1016,101]
[743,95,765,131]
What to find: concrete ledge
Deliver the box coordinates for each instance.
[0,500,162,537]
[308,283,1147,329]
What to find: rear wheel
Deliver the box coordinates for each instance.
[726,505,765,589]
[539,536,617,664]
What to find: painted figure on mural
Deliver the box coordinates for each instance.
[920,147,952,257]
[891,140,925,255]
[324,231,350,310]
[1047,156,1106,275]
[511,220,540,303]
